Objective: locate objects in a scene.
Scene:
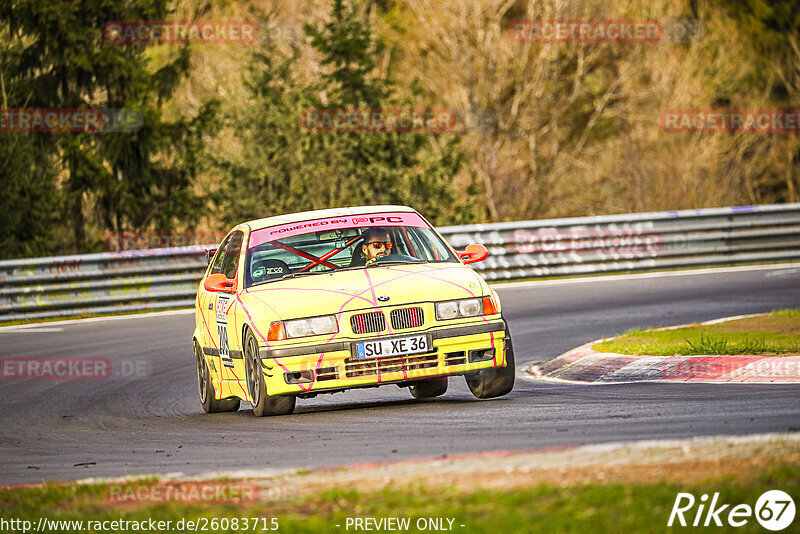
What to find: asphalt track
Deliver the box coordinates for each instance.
[1,264,799,485]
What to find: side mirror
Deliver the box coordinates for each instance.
[459,243,489,264]
[204,273,235,293]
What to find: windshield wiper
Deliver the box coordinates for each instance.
[366,259,424,267]
[332,265,363,272]
[253,262,424,285]
[251,270,325,287]
[279,271,327,280]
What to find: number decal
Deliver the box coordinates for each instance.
[216,296,233,368]
[755,490,796,531]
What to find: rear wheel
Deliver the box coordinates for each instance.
[465,320,515,399]
[409,378,448,399]
[195,341,240,413]
[244,330,295,417]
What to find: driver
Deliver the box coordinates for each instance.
[361,229,393,265]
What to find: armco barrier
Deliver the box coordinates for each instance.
[1,204,799,321]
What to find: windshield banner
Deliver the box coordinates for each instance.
[248,212,429,249]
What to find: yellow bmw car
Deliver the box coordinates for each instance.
[193,206,514,416]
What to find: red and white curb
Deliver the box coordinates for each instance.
[528,315,800,384]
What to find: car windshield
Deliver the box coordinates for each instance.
[245,212,458,287]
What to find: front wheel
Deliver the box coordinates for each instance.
[244,330,295,417]
[195,341,240,413]
[409,378,448,399]
[465,323,515,399]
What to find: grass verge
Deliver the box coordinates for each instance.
[1,461,798,533]
[593,309,800,356]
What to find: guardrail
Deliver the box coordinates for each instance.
[2,203,799,321]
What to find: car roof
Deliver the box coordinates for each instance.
[241,205,419,231]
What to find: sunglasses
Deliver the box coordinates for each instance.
[367,241,392,250]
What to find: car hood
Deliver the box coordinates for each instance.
[244,263,488,319]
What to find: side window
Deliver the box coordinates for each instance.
[209,235,232,275]
[387,228,411,257]
[405,227,435,260]
[220,231,244,279]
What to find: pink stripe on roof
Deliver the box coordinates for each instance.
[248,211,428,249]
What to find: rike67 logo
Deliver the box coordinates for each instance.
[668,490,796,530]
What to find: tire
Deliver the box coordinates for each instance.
[409,378,448,399]
[195,341,240,413]
[465,320,515,399]
[244,330,296,417]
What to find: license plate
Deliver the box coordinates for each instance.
[356,334,429,360]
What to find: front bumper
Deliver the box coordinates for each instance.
[258,320,508,396]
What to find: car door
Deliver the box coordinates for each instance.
[212,230,244,370]
[198,234,231,362]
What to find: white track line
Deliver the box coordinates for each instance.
[0,327,64,333]
[0,309,194,331]
[492,262,800,290]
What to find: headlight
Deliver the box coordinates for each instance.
[458,299,482,317]
[436,298,483,320]
[285,320,311,338]
[436,301,459,320]
[282,315,339,339]
[309,315,337,335]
